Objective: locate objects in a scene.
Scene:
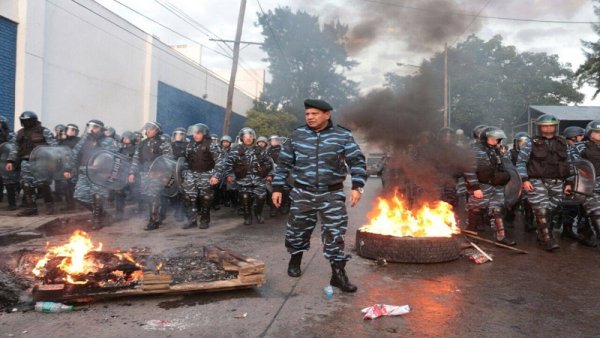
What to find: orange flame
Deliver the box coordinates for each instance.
[32,230,144,285]
[359,195,459,238]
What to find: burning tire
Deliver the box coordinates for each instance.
[355,229,461,264]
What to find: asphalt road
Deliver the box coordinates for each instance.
[1,178,600,337]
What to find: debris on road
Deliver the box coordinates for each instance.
[361,304,410,320]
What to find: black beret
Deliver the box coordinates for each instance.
[304,99,333,112]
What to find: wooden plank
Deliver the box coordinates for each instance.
[142,284,170,291]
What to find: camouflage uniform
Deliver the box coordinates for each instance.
[516,129,570,250]
[226,143,273,224]
[129,133,173,229]
[181,138,225,228]
[574,139,600,242]
[272,120,367,262]
[464,138,515,245]
[170,138,188,221]
[114,139,138,217]
[267,143,291,216]
[55,134,80,211]
[0,129,19,210]
[7,119,57,216]
[69,131,118,228]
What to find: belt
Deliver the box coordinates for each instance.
[294,182,343,193]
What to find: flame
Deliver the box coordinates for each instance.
[32,230,144,285]
[359,195,459,237]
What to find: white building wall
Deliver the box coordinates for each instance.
[2,0,254,132]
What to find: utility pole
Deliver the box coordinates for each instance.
[443,42,449,128]
[222,0,247,135]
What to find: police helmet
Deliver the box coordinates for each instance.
[143,121,162,134]
[586,120,600,139]
[563,126,585,140]
[512,132,530,149]
[238,127,257,141]
[86,119,105,131]
[19,111,38,127]
[472,124,488,139]
[187,123,210,137]
[480,126,506,143]
[257,136,268,144]
[66,123,79,135]
[220,135,232,143]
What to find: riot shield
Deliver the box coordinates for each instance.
[502,159,522,208]
[29,145,72,181]
[148,155,183,197]
[562,159,596,205]
[86,150,132,190]
[174,157,187,191]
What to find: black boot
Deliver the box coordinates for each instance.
[287,252,303,277]
[330,261,357,293]
[241,193,253,225]
[38,184,55,215]
[491,208,516,246]
[182,199,198,229]
[198,195,212,229]
[536,209,559,251]
[255,197,265,224]
[524,202,536,232]
[281,190,291,214]
[5,183,18,210]
[158,196,168,223]
[17,185,38,216]
[478,208,488,232]
[91,194,105,230]
[467,207,482,232]
[145,201,160,230]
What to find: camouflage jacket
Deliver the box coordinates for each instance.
[130,135,173,175]
[272,120,367,193]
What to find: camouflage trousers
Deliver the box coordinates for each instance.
[140,171,163,202]
[19,160,49,187]
[285,188,350,262]
[527,178,564,212]
[181,170,215,203]
[238,182,267,199]
[467,183,505,211]
[74,167,109,204]
[583,180,600,214]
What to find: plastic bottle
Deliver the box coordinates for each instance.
[35,302,73,313]
[323,285,334,299]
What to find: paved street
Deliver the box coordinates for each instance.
[1,178,600,337]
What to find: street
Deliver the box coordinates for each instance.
[1,178,600,338]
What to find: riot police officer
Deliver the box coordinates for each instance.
[464,127,516,245]
[56,124,80,211]
[257,136,268,149]
[267,135,289,216]
[509,132,530,166]
[113,131,138,219]
[128,121,173,230]
[573,120,600,246]
[0,117,18,210]
[218,135,236,208]
[170,127,188,221]
[272,99,367,293]
[5,111,57,216]
[181,124,224,229]
[226,127,273,225]
[516,115,571,251]
[65,120,117,229]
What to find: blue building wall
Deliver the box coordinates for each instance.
[156,81,246,138]
[0,16,17,129]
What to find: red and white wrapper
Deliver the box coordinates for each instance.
[361,304,411,320]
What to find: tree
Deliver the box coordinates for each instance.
[244,101,298,137]
[386,35,583,132]
[257,7,359,119]
[576,0,600,98]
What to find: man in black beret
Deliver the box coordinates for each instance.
[272,98,367,292]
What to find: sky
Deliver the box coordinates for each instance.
[95,0,600,104]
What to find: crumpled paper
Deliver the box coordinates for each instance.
[361,304,411,320]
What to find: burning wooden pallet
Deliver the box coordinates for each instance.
[31,246,266,303]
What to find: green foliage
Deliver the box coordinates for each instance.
[257,7,359,119]
[386,35,583,132]
[576,0,600,98]
[244,101,298,137]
